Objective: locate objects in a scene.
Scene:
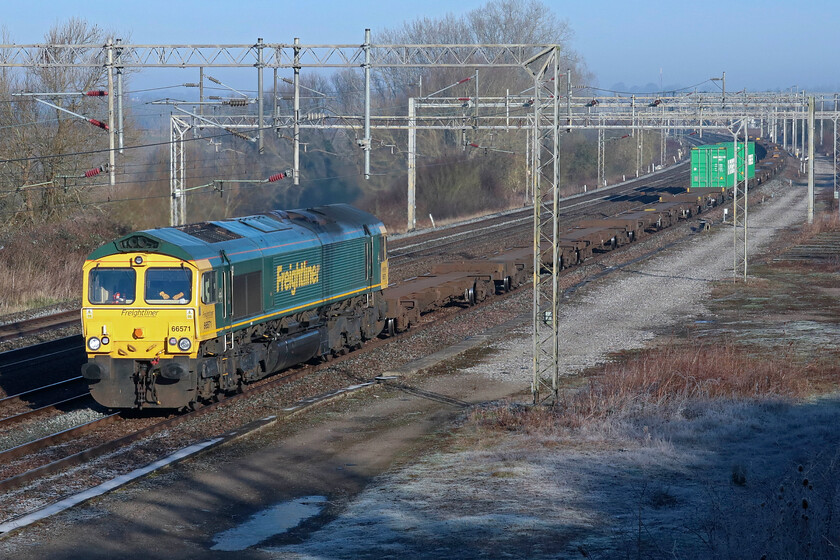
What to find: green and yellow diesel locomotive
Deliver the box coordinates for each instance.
[81,204,388,410]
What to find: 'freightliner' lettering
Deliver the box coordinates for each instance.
[120,310,160,317]
[276,262,320,296]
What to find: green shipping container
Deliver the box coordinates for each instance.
[690,145,730,188]
[690,142,755,189]
[733,141,756,182]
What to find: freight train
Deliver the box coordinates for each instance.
[80,141,785,411]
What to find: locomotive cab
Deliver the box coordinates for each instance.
[81,250,203,408]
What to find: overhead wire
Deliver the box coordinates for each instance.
[0,143,494,218]
[583,78,717,96]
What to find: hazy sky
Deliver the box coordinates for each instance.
[6,0,839,93]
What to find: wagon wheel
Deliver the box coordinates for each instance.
[464,286,476,305]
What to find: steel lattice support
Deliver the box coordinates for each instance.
[169,116,190,226]
[835,96,840,204]
[660,121,667,167]
[636,129,644,177]
[729,120,748,281]
[0,42,556,70]
[597,125,605,189]
[834,114,839,202]
[808,97,815,224]
[528,47,562,405]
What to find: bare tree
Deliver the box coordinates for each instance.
[0,19,125,227]
[349,0,590,223]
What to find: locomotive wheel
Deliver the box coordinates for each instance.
[188,400,204,412]
[503,276,512,292]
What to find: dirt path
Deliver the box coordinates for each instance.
[0,170,832,559]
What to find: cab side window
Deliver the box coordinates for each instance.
[201,271,218,304]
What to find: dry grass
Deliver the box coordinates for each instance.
[465,344,840,557]
[470,343,837,435]
[791,213,840,242]
[0,211,127,315]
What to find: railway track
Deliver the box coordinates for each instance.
[0,310,79,343]
[0,377,91,426]
[0,336,87,409]
[0,214,690,501]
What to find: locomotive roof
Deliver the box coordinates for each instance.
[86,204,385,263]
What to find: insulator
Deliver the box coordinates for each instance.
[88,119,109,131]
[184,83,200,88]
[468,143,480,148]
[268,173,286,182]
[457,77,472,84]
[85,166,103,178]
[209,96,222,100]
[457,97,471,101]
[224,98,248,107]
[85,90,108,96]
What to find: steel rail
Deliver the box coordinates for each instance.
[0,376,85,408]
[0,311,80,343]
[0,413,121,464]
[0,393,93,428]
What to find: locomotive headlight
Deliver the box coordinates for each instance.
[87,337,102,351]
[101,336,110,345]
[177,337,192,352]
[168,337,177,346]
